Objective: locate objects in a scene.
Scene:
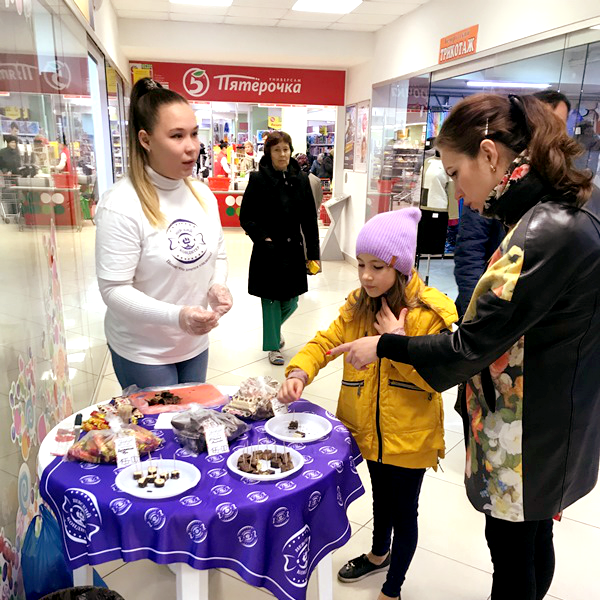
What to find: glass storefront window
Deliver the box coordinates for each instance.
[367,74,430,221]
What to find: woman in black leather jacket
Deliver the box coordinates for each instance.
[331,94,600,600]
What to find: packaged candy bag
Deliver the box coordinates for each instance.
[222,375,280,420]
[67,424,161,463]
[171,406,248,453]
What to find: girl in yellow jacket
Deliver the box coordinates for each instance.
[278,207,457,600]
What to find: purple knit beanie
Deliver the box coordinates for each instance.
[356,207,421,279]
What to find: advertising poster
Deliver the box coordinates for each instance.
[354,100,370,173]
[344,104,356,170]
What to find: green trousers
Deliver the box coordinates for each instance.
[261,297,298,351]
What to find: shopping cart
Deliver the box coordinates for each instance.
[0,174,22,224]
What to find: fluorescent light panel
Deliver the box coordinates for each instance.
[466,81,550,89]
[292,0,362,15]
[590,25,600,30]
[169,0,233,6]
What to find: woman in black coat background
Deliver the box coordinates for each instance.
[240,131,320,365]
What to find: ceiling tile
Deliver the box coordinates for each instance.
[337,12,398,24]
[329,22,380,32]
[231,0,297,7]
[168,13,226,22]
[227,5,288,18]
[277,19,331,29]
[223,16,280,26]
[168,5,228,15]
[118,10,169,20]
[114,0,168,11]
[353,1,421,15]
[280,10,338,22]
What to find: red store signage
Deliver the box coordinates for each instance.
[130,61,346,106]
[0,53,89,96]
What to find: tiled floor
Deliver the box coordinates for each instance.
[83,230,599,599]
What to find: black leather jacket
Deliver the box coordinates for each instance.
[378,171,600,521]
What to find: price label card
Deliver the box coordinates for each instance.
[271,397,288,416]
[115,432,140,469]
[205,422,229,456]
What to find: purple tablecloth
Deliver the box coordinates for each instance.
[40,401,364,600]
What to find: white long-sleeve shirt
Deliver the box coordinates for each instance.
[95,166,228,364]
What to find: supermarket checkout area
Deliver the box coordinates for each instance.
[0,172,96,230]
[206,176,247,228]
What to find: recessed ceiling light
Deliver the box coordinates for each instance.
[169,0,233,6]
[292,0,362,15]
[466,81,551,89]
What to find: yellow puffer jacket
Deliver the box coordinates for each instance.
[286,271,458,469]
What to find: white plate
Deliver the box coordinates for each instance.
[227,444,304,481]
[115,459,200,499]
[265,413,332,443]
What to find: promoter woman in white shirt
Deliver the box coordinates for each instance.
[95,78,232,389]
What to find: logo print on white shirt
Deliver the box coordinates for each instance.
[166,219,207,264]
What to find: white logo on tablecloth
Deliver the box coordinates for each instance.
[62,488,102,544]
[290,443,305,451]
[237,433,249,441]
[302,454,314,465]
[110,498,132,516]
[334,425,347,433]
[79,463,98,470]
[303,470,323,481]
[216,502,238,522]
[241,477,260,486]
[187,520,208,543]
[145,508,166,531]
[211,485,232,496]
[208,468,227,479]
[79,475,100,485]
[328,460,344,473]
[166,219,207,265]
[140,418,156,427]
[152,431,165,439]
[307,491,321,511]
[258,437,275,445]
[238,526,258,548]
[276,481,296,491]
[282,525,311,588]
[272,507,290,528]
[319,446,337,455]
[175,448,197,458]
[206,455,225,463]
[111,484,119,492]
[349,456,358,474]
[344,437,352,445]
[336,486,344,506]
[247,491,269,503]
[325,411,339,420]
[180,495,202,507]
[254,426,266,433]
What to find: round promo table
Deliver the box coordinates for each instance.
[38,397,364,600]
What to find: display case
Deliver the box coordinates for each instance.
[367,75,431,221]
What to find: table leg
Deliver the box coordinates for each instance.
[316,553,333,600]
[73,565,93,586]
[175,564,208,600]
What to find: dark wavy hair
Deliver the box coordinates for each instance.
[436,93,592,205]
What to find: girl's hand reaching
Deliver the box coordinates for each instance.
[374,299,408,335]
[278,378,305,404]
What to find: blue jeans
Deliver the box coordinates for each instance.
[109,347,209,390]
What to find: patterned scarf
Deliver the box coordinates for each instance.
[482,151,550,226]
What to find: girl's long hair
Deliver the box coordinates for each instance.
[351,270,424,325]
[128,77,205,227]
[436,93,593,205]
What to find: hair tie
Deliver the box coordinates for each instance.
[508,94,532,142]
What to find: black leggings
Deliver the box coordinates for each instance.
[367,460,425,598]
[485,515,555,600]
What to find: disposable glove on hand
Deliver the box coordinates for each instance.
[207,284,233,317]
[179,306,220,335]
